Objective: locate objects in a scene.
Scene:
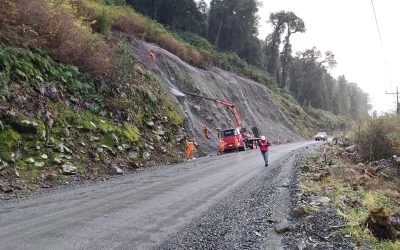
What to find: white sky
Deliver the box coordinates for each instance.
[201,0,400,113]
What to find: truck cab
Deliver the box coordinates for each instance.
[221,128,246,151]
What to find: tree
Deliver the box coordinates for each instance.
[240,36,263,67]
[208,0,260,55]
[264,11,305,86]
[127,0,207,36]
[279,11,305,88]
[264,11,286,79]
[288,47,369,119]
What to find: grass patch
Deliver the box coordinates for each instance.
[300,144,400,249]
[122,122,140,143]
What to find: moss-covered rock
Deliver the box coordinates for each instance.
[0,127,20,161]
[0,45,187,199]
[122,122,140,142]
[166,109,184,126]
[11,120,39,134]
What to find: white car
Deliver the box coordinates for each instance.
[314,132,328,141]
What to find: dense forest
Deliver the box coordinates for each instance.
[127,0,370,120]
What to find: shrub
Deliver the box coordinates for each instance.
[174,31,215,51]
[0,0,19,43]
[11,0,112,76]
[95,9,112,38]
[123,122,140,142]
[355,115,400,161]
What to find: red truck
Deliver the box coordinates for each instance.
[221,127,247,151]
[183,91,253,152]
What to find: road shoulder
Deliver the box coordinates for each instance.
[159,146,310,249]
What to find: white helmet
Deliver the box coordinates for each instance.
[261,135,266,140]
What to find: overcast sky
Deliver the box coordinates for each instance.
[257,0,400,114]
[201,0,400,113]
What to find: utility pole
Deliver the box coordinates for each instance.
[385,87,399,114]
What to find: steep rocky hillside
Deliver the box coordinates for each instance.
[132,40,318,152]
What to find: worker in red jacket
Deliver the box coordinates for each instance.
[258,135,271,167]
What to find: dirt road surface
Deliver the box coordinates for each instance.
[0,141,317,250]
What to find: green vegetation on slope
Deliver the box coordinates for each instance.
[0,44,186,196]
[79,0,273,85]
[300,115,400,248]
[355,114,400,161]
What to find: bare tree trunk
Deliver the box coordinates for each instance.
[280,32,292,88]
[214,18,224,48]
[153,0,164,19]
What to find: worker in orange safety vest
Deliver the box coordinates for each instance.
[219,138,226,154]
[203,124,209,139]
[235,138,240,150]
[149,51,156,61]
[186,139,195,159]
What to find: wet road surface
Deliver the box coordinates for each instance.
[0,141,316,250]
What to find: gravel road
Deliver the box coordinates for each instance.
[0,141,317,250]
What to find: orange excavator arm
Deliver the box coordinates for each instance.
[182,91,241,128]
[214,100,241,128]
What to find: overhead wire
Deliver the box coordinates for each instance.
[370,0,393,91]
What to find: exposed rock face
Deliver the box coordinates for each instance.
[0,183,13,193]
[109,164,124,175]
[345,145,357,153]
[61,164,77,175]
[34,162,45,168]
[292,206,307,218]
[394,156,400,165]
[12,120,38,134]
[143,152,150,160]
[275,220,290,234]
[128,151,139,160]
[132,40,304,153]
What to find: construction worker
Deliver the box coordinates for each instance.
[186,139,195,159]
[219,138,226,154]
[235,138,240,150]
[258,135,272,167]
[203,124,209,139]
[149,51,156,61]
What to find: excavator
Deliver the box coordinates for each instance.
[183,91,257,152]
